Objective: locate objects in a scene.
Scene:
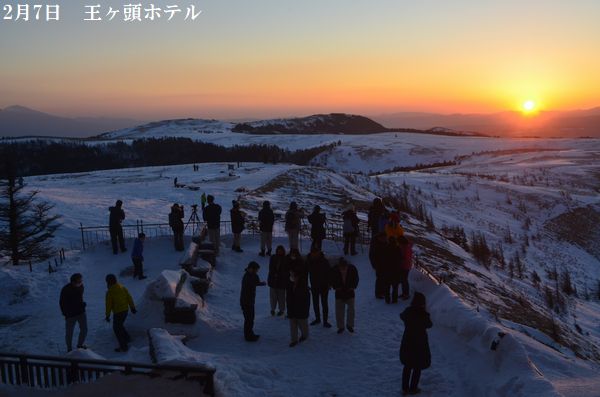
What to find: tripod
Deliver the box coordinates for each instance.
[185,204,202,236]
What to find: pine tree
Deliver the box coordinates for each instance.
[0,163,60,266]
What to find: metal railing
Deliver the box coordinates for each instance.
[79,218,373,251]
[0,352,215,396]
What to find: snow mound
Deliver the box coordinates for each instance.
[148,328,215,370]
[0,271,30,305]
[414,272,561,397]
[65,349,106,361]
[143,269,204,307]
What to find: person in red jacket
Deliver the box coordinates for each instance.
[398,236,413,300]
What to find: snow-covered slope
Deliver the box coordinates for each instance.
[2,133,600,396]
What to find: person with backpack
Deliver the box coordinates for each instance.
[258,201,275,256]
[398,236,414,300]
[285,202,303,251]
[131,233,146,280]
[368,198,388,237]
[169,203,185,251]
[230,200,245,252]
[307,205,326,251]
[307,246,332,327]
[268,245,289,316]
[342,204,360,256]
[385,211,404,240]
[369,232,388,299]
[330,257,359,334]
[240,261,266,342]
[60,273,87,352]
[286,269,311,347]
[400,292,432,395]
[105,274,137,352]
[108,200,126,255]
[202,195,222,255]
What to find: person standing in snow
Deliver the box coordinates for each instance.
[369,232,388,300]
[59,273,87,352]
[267,245,289,316]
[202,195,222,255]
[385,211,404,240]
[399,292,432,395]
[108,200,126,255]
[230,200,245,252]
[330,257,359,334]
[368,198,388,237]
[169,203,185,251]
[383,236,403,303]
[201,192,207,209]
[105,274,137,352]
[286,269,311,347]
[240,261,266,342]
[307,246,332,327]
[307,205,326,251]
[284,202,303,251]
[398,236,414,300]
[342,204,360,256]
[258,201,275,256]
[131,233,146,280]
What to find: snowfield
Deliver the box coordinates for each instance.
[2,132,600,396]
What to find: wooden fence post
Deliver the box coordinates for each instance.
[80,223,86,251]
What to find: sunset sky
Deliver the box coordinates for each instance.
[1,0,599,119]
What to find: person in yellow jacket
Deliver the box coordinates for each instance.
[105,274,137,352]
[385,212,404,240]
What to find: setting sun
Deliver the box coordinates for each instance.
[522,100,537,114]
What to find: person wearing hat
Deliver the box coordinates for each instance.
[240,261,266,342]
[230,200,245,253]
[108,199,126,255]
[307,205,326,251]
[385,211,404,240]
[258,201,275,256]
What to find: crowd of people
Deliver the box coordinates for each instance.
[60,196,431,395]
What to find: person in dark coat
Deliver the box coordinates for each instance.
[258,201,275,256]
[230,200,245,252]
[131,233,146,280]
[383,236,403,303]
[342,205,359,256]
[169,203,185,251]
[400,292,432,395]
[307,246,332,327]
[330,257,359,334]
[267,245,289,316]
[285,202,303,251]
[202,195,222,254]
[307,205,326,251]
[108,200,126,254]
[286,269,310,347]
[368,198,388,237]
[240,261,266,342]
[369,232,388,299]
[59,273,87,352]
[287,248,306,278]
[399,236,414,300]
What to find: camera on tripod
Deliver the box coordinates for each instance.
[191,204,198,210]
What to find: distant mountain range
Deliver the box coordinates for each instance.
[2,105,599,138]
[0,105,142,138]
[371,108,600,137]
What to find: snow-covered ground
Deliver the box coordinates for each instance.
[2,133,600,396]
